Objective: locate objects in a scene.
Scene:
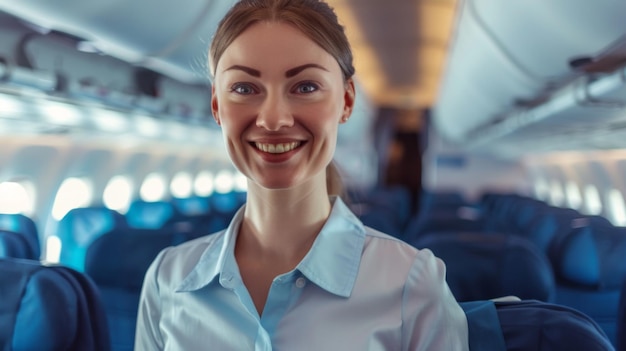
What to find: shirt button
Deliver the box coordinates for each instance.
[295,277,306,288]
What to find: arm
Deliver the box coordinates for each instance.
[401,248,469,351]
[134,249,168,351]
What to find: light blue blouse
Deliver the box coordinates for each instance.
[135,197,469,350]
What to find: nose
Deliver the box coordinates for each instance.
[256,92,293,131]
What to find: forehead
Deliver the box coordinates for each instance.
[216,21,341,75]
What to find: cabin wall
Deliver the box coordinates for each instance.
[423,126,532,201]
[523,150,626,225]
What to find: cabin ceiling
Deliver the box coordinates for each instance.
[329,0,458,110]
[0,0,456,112]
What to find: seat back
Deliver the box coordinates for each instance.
[414,233,555,302]
[0,213,40,259]
[618,279,626,351]
[0,230,35,259]
[0,257,110,351]
[57,206,127,271]
[125,200,183,229]
[461,300,614,351]
[84,228,189,351]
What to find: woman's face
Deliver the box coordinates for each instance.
[212,21,355,191]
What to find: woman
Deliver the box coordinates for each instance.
[135,0,469,349]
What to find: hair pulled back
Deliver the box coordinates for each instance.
[209,0,355,81]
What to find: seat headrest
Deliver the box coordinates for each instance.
[0,257,110,350]
[84,229,184,290]
[414,233,555,302]
[555,226,626,289]
[0,231,35,259]
[0,213,40,259]
[126,201,182,229]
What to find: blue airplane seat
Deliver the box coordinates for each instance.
[403,209,486,242]
[461,299,614,351]
[516,209,581,253]
[550,223,626,346]
[171,196,211,216]
[126,200,185,229]
[84,229,188,351]
[353,203,400,237]
[210,191,245,215]
[365,186,413,228]
[0,230,36,259]
[618,279,626,351]
[413,233,555,302]
[0,257,110,351]
[57,206,127,271]
[0,213,41,259]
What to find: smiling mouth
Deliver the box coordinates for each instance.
[254,141,302,154]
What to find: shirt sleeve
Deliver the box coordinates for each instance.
[401,248,469,351]
[134,248,168,351]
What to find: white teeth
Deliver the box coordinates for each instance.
[255,142,300,154]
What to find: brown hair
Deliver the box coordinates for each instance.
[209,0,355,81]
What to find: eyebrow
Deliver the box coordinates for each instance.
[285,63,329,78]
[223,63,328,78]
[224,65,261,77]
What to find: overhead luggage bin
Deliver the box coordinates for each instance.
[434,0,626,153]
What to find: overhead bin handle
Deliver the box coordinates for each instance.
[576,69,626,109]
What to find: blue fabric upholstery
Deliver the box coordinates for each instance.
[460,300,614,351]
[404,211,486,241]
[496,300,614,351]
[413,233,555,302]
[556,285,621,347]
[0,258,110,350]
[84,229,189,351]
[0,230,34,259]
[58,207,127,271]
[618,279,626,351]
[171,196,210,216]
[0,213,40,259]
[460,300,507,351]
[209,191,246,215]
[126,200,183,229]
[552,225,626,289]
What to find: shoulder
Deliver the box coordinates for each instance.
[362,226,446,287]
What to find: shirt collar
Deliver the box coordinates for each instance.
[296,197,365,297]
[176,197,366,298]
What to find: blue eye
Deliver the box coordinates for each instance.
[230,83,256,95]
[294,82,319,94]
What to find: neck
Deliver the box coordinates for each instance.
[237,177,332,266]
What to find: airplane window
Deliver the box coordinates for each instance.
[214,170,235,194]
[533,178,549,201]
[140,173,167,202]
[194,171,215,197]
[51,177,93,220]
[39,100,82,126]
[103,175,134,213]
[91,109,129,133]
[234,172,248,192]
[583,185,602,215]
[0,181,35,215]
[44,235,62,264]
[606,189,626,226]
[171,172,193,198]
[0,93,25,116]
[565,181,582,210]
[549,179,565,207]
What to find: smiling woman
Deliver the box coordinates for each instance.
[134,0,469,350]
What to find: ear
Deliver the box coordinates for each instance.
[211,85,221,126]
[340,78,356,124]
